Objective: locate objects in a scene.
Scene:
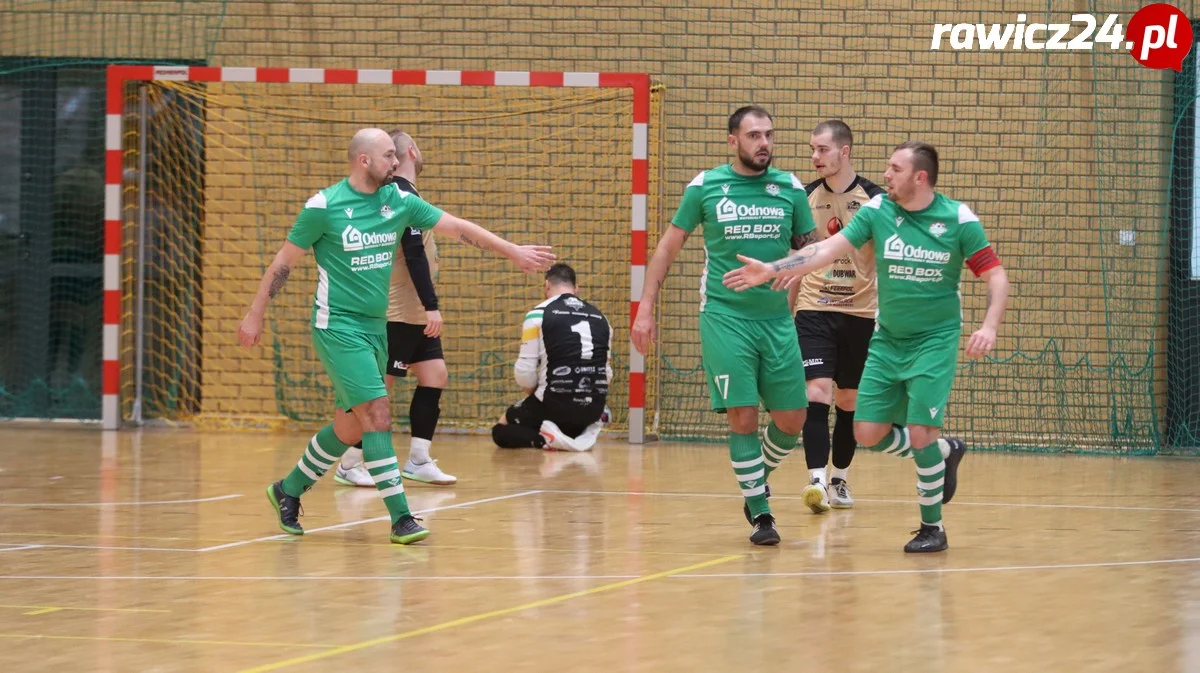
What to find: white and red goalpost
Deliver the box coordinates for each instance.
[102,64,650,441]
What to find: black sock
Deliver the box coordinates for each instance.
[832,406,856,469]
[409,386,442,441]
[803,401,831,470]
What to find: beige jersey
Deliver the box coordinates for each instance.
[794,175,884,318]
[385,177,440,325]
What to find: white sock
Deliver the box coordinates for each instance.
[830,467,849,482]
[810,467,827,485]
[409,438,432,464]
[340,446,364,469]
[936,438,951,460]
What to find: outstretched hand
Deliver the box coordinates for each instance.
[512,245,556,273]
[722,254,775,292]
[771,274,800,292]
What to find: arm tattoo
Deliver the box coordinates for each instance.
[267,266,290,299]
[791,231,818,250]
[774,245,819,272]
[459,233,486,251]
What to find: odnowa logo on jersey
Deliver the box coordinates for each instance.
[882,234,951,264]
[715,197,786,223]
[342,224,398,252]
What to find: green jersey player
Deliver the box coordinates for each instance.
[724,141,1010,553]
[632,106,818,546]
[238,128,554,545]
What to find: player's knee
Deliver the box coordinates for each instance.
[834,388,857,411]
[726,407,759,434]
[908,426,939,448]
[357,397,391,432]
[853,421,889,447]
[772,409,806,435]
[491,424,508,446]
[806,378,834,406]
[414,360,449,388]
[332,409,363,444]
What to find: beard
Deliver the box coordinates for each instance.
[738,146,772,172]
[367,163,392,189]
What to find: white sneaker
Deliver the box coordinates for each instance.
[571,420,604,452]
[802,478,831,514]
[828,479,855,509]
[402,459,457,485]
[539,420,583,452]
[333,463,374,487]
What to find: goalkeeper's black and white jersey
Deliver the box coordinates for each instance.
[514,293,612,405]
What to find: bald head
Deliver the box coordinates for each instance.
[348,128,391,162]
[346,128,398,192]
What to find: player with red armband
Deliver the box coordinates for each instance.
[723,140,1010,554]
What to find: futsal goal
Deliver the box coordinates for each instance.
[102,64,660,442]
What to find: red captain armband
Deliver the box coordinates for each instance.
[966,246,1001,277]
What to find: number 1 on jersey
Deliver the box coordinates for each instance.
[713,374,730,400]
[570,321,594,359]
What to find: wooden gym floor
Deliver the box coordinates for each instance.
[0,426,1198,672]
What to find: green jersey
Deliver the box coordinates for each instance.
[672,164,816,320]
[287,179,444,333]
[841,192,992,338]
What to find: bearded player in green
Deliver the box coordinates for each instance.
[238,128,554,544]
[724,141,1010,553]
[633,106,818,546]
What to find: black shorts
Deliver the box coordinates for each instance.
[505,393,606,438]
[794,310,876,389]
[385,321,444,377]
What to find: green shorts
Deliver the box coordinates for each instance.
[698,311,808,412]
[311,327,388,410]
[855,328,959,428]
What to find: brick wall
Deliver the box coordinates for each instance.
[2,0,1186,447]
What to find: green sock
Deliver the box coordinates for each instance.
[730,432,769,518]
[760,421,799,478]
[361,431,411,523]
[862,424,912,458]
[913,440,945,527]
[281,424,351,497]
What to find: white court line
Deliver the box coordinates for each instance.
[10,544,196,553]
[536,488,1200,514]
[678,556,1200,578]
[0,574,643,581]
[0,494,243,508]
[4,555,1200,581]
[854,497,1200,514]
[0,545,43,553]
[194,490,543,553]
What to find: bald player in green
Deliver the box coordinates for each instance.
[238,128,555,545]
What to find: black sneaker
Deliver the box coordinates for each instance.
[749,513,780,546]
[266,480,303,535]
[390,514,430,545]
[743,483,771,524]
[903,523,948,553]
[941,438,967,504]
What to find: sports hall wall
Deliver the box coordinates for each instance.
[0,0,1189,453]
